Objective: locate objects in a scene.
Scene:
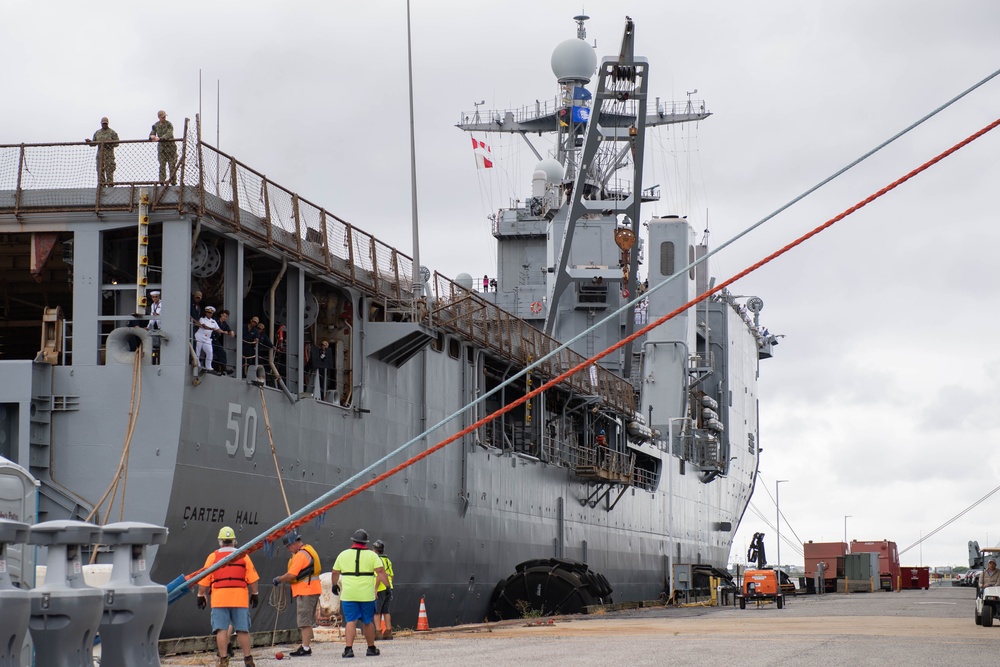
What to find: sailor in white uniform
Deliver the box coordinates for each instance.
[147,290,162,330]
[195,306,221,370]
[147,290,163,364]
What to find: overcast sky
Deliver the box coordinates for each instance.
[6,1,1000,569]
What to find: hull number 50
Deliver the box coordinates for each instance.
[226,403,258,459]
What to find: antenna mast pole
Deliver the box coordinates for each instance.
[406,0,422,302]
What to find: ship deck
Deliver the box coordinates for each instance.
[0,127,636,415]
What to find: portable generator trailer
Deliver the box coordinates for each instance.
[737,532,787,610]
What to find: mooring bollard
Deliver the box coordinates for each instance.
[28,520,105,667]
[0,519,31,667]
[98,522,169,667]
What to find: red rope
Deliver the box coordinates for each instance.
[195,115,1000,568]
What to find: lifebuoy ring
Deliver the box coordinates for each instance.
[622,288,629,298]
[530,301,543,314]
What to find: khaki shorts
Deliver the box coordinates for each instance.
[296,594,319,628]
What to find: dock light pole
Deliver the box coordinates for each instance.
[844,515,852,546]
[776,480,788,575]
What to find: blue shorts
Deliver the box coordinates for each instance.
[341,600,376,625]
[211,607,251,633]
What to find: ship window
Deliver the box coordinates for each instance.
[448,338,461,359]
[659,241,675,276]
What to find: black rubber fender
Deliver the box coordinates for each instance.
[489,559,611,620]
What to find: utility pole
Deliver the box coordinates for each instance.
[776,479,788,575]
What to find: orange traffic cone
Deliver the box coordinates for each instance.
[416,597,430,631]
[380,617,387,635]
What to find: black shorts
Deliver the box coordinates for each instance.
[375,589,393,614]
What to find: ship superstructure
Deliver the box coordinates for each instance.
[0,16,773,637]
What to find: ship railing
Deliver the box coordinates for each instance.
[0,137,188,213]
[430,274,635,415]
[679,432,726,472]
[0,125,418,313]
[480,420,537,456]
[688,351,715,370]
[457,97,561,128]
[456,97,708,130]
[541,433,583,469]
[0,126,637,415]
[191,132,418,310]
[567,442,635,483]
[632,466,657,491]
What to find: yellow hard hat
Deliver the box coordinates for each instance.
[218,526,236,540]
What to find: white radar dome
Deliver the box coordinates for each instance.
[534,159,564,184]
[455,273,474,291]
[551,38,597,83]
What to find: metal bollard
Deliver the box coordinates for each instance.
[28,520,104,667]
[0,520,31,667]
[98,522,169,667]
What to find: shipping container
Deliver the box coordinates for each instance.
[805,541,848,559]
[804,541,847,578]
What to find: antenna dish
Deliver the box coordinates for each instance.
[534,158,564,184]
[551,38,596,83]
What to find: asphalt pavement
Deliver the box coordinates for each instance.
[162,584,992,666]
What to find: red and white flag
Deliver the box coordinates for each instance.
[471,136,493,169]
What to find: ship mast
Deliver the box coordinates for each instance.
[455,17,711,378]
[544,17,644,350]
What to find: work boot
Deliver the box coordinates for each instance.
[366,646,380,656]
[244,657,255,667]
[218,656,230,667]
[342,646,354,658]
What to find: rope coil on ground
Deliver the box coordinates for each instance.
[269,583,289,648]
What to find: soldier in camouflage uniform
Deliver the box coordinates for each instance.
[149,110,178,185]
[85,117,119,186]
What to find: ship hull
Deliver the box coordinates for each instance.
[148,357,751,636]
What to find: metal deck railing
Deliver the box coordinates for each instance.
[0,118,636,415]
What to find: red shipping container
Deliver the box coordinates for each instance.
[804,542,847,578]
[899,566,930,590]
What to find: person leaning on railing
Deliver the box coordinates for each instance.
[242,316,260,373]
[149,109,178,186]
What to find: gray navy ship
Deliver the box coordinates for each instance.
[0,16,776,638]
